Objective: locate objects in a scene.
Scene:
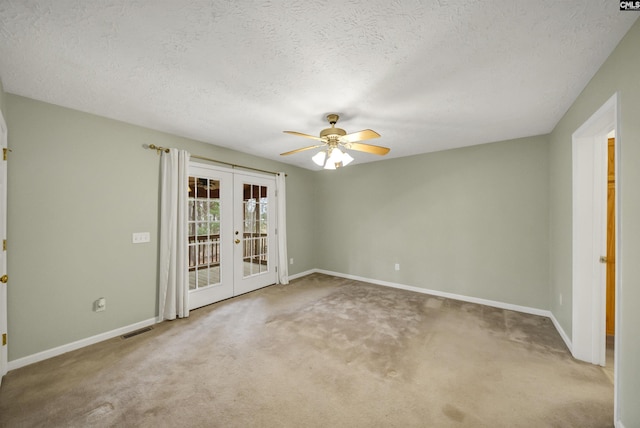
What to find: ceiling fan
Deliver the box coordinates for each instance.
[280,114,390,169]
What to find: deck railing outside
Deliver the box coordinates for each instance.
[188,233,267,271]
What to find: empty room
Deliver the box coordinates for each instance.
[0,1,639,427]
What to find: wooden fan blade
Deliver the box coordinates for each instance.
[347,142,390,156]
[283,131,324,142]
[280,144,324,156]
[340,129,380,144]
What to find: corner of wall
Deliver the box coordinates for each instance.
[0,75,6,114]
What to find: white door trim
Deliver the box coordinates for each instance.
[572,130,607,365]
[571,92,620,421]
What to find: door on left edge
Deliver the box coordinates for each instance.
[0,110,8,383]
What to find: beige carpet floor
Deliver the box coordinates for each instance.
[0,273,613,427]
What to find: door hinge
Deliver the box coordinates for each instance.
[2,239,5,251]
[2,333,6,346]
[2,148,10,161]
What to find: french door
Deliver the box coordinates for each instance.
[187,164,276,310]
[233,173,277,296]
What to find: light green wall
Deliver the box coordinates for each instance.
[549,20,640,425]
[5,94,316,360]
[315,135,550,309]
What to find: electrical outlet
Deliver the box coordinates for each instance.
[394,263,400,271]
[132,232,151,244]
[94,297,106,312]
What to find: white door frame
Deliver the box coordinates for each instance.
[571,93,620,418]
[0,109,7,383]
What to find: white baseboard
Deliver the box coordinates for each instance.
[315,269,551,317]
[288,269,317,281]
[617,421,625,428]
[311,269,574,348]
[6,269,317,371]
[8,317,159,371]
[548,312,573,352]
[7,270,571,372]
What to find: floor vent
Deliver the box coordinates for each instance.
[122,326,153,339]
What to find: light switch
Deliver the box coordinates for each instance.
[132,232,151,244]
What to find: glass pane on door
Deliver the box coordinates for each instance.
[188,176,222,289]
[242,183,269,278]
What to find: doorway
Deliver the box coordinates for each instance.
[187,163,277,310]
[605,135,616,338]
[571,93,619,418]
[602,134,616,385]
[572,94,617,365]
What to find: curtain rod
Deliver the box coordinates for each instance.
[146,144,285,177]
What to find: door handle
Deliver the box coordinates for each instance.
[599,256,607,264]
[235,239,241,244]
[0,275,7,283]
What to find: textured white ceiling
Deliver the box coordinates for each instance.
[0,1,637,169]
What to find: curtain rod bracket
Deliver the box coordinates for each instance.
[147,144,170,154]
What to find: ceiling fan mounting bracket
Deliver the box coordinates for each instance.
[319,114,346,138]
[326,114,340,125]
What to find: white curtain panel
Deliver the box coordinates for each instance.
[276,172,289,285]
[158,148,190,320]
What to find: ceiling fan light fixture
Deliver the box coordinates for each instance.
[312,150,326,166]
[327,148,344,164]
[341,151,354,166]
[317,147,355,169]
[324,161,337,170]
